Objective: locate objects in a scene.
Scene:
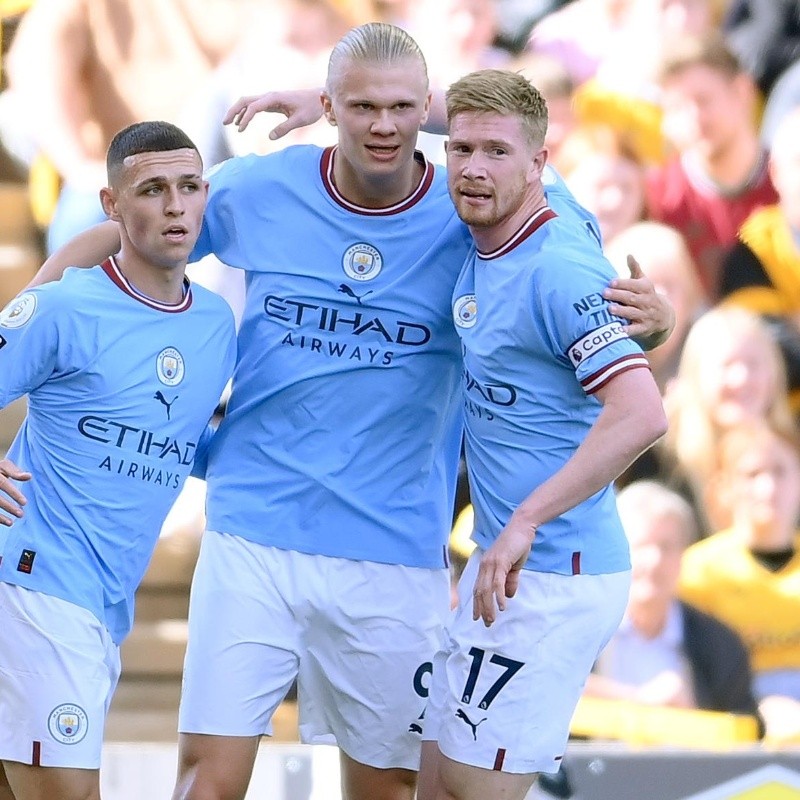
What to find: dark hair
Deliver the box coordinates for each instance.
[106,121,200,177]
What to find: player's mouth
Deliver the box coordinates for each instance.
[458,186,492,202]
[163,225,189,241]
[366,144,401,161]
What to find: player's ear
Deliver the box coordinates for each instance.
[530,146,548,181]
[99,186,120,222]
[322,92,337,126]
[420,91,432,127]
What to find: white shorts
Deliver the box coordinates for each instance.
[179,531,450,771]
[0,583,120,769]
[427,553,630,775]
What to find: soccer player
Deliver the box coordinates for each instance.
[0,121,236,800]
[30,25,672,800]
[419,69,667,800]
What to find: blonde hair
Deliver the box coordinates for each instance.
[446,69,548,149]
[665,306,794,483]
[326,22,427,95]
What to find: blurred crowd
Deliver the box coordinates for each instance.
[1,0,800,752]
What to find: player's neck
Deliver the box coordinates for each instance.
[114,252,187,304]
[333,152,424,209]
[471,187,548,254]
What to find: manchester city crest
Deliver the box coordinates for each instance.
[453,294,477,329]
[48,703,88,745]
[342,243,383,282]
[0,292,37,329]
[156,346,185,387]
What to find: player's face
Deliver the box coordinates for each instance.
[725,436,800,539]
[102,148,207,271]
[699,333,775,427]
[660,65,750,159]
[446,111,546,235]
[323,57,431,183]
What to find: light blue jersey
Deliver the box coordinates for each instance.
[191,148,608,569]
[0,260,236,643]
[452,206,649,576]
[193,145,471,568]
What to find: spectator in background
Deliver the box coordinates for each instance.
[662,306,796,532]
[680,421,800,743]
[720,107,800,412]
[646,32,777,300]
[558,125,647,245]
[397,0,509,164]
[606,221,707,393]
[570,0,719,167]
[586,481,760,720]
[527,0,637,87]
[510,53,577,169]
[204,0,355,160]
[3,0,257,254]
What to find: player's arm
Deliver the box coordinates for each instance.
[0,459,30,526]
[604,255,675,350]
[27,221,121,288]
[225,89,326,139]
[472,366,667,626]
[0,288,67,519]
[225,83,449,137]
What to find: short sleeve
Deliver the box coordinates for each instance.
[0,289,62,407]
[532,251,649,394]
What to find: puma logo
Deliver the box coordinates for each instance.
[455,709,487,741]
[153,391,178,420]
[338,283,373,305]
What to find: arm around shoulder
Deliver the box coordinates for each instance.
[27,221,121,288]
